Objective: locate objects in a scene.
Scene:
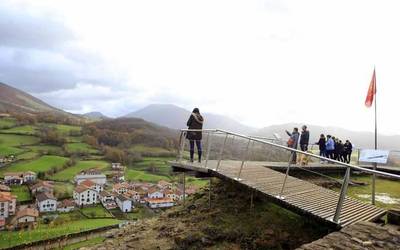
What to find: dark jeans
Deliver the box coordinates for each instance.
[326,150,334,159]
[319,149,326,158]
[345,152,352,163]
[189,140,202,162]
[300,144,308,152]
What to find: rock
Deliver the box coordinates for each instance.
[362,241,373,247]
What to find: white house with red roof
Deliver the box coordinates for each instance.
[0,192,16,218]
[145,197,174,209]
[36,192,57,213]
[73,184,98,206]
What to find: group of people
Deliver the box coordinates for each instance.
[316,134,353,163]
[285,125,353,164]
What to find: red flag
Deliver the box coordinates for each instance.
[365,69,376,107]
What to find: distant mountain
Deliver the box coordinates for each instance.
[124,104,257,134]
[83,111,109,120]
[0,82,79,121]
[257,123,400,150]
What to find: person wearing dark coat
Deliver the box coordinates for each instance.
[336,140,345,162]
[300,125,310,152]
[285,127,300,164]
[343,140,353,163]
[186,108,204,163]
[315,134,326,158]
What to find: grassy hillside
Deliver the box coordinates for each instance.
[0,155,69,176]
[50,160,109,181]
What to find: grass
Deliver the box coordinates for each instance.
[336,174,400,209]
[0,134,40,157]
[0,125,37,135]
[50,124,82,134]
[125,169,171,182]
[130,144,175,157]
[0,118,16,129]
[0,218,120,249]
[54,182,74,199]
[16,151,39,161]
[80,205,114,218]
[64,142,99,154]
[10,185,32,202]
[186,177,208,188]
[0,155,69,177]
[130,157,174,176]
[50,160,109,181]
[62,237,105,250]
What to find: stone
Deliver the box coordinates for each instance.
[362,241,373,247]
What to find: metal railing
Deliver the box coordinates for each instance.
[176,128,400,224]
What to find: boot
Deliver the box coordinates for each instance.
[190,150,194,163]
[198,151,202,163]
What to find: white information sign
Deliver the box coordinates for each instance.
[359,149,390,164]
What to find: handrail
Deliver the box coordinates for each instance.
[178,128,397,224]
[181,128,400,180]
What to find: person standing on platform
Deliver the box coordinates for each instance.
[285,127,300,164]
[344,140,353,163]
[325,135,335,160]
[316,134,327,162]
[186,108,204,163]
[300,125,310,152]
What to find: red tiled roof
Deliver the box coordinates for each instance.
[80,179,96,187]
[145,197,174,204]
[0,192,16,202]
[15,208,39,219]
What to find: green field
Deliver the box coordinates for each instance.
[0,218,120,249]
[0,125,37,135]
[64,142,99,154]
[54,182,75,199]
[50,124,82,134]
[130,144,175,157]
[0,118,16,129]
[0,134,40,157]
[50,160,109,181]
[16,151,39,161]
[0,155,69,176]
[80,205,113,218]
[125,169,170,182]
[130,157,174,176]
[10,185,32,202]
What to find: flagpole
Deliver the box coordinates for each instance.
[372,67,377,205]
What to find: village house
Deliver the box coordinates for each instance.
[80,179,103,194]
[111,172,125,183]
[11,207,39,230]
[99,191,117,209]
[0,184,11,192]
[157,180,173,190]
[0,218,5,231]
[74,169,107,186]
[126,190,141,203]
[0,192,17,218]
[116,194,133,212]
[4,171,36,185]
[36,192,57,213]
[30,181,54,195]
[57,199,75,213]
[145,197,174,209]
[111,163,125,171]
[147,187,164,199]
[112,182,129,194]
[73,184,98,206]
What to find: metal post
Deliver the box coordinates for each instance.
[357,148,360,165]
[333,166,351,223]
[250,190,254,211]
[209,177,212,209]
[205,132,213,169]
[177,131,184,161]
[216,133,228,171]
[372,163,376,205]
[278,151,294,199]
[235,138,251,181]
[183,172,186,205]
[178,132,186,162]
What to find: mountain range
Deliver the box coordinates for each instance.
[1,82,399,150]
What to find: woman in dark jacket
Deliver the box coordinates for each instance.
[186,108,204,162]
[315,134,326,159]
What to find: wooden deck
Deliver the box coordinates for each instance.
[171,160,386,227]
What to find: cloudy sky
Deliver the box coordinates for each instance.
[1,0,399,135]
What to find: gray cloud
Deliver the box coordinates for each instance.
[0,2,124,95]
[0,2,75,50]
